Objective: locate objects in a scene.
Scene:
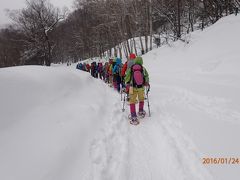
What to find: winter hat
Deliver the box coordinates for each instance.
[129,53,136,60]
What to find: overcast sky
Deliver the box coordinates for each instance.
[0,0,74,25]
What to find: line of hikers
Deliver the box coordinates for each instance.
[76,53,150,125]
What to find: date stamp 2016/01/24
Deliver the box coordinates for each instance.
[202,157,240,165]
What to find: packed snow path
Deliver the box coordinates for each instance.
[85,86,213,180]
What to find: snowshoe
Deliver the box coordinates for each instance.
[138,110,146,118]
[129,116,140,125]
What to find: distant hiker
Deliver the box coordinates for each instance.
[121,61,128,90]
[122,53,136,78]
[111,58,118,89]
[125,56,149,125]
[94,62,98,78]
[121,61,128,78]
[76,63,83,70]
[113,57,123,92]
[83,63,87,71]
[76,63,80,70]
[86,63,91,72]
[235,7,239,16]
[98,62,103,80]
[90,62,94,77]
[103,62,109,83]
[108,58,114,87]
[91,62,98,78]
[122,53,136,100]
[155,37,161,47]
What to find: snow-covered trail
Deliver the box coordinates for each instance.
[83,83,213,180]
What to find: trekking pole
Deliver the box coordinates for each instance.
[121,86,123,101]
[120,76,123,101]
[122,92,126,112]
[146,85,151,117]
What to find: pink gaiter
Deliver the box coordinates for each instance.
[139,101,144,112]
[130,104,136,117]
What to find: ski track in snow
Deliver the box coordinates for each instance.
[83,86,213,180]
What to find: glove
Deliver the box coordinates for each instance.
[125,84,130,93]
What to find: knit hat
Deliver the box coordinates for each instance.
[129,53,136,60]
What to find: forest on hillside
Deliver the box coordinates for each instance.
[0,0,239,68]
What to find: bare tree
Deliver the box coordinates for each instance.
[2,0,239,67]
[10,0,63,66]
[0,26,24,67]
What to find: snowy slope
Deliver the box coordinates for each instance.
[0,14,240,180]
[0,66,120,180]
[142,14,240,180]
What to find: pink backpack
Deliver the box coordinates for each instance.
[132,64,144,87]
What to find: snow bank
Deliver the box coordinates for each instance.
[0,66,118,180]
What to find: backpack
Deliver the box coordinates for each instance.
[131,64,145,88]
[114,64,122,76]
[98,62,103,72]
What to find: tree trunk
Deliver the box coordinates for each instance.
[139,36,144,54]
[177,0,181,39]
[149,0,153,51]
[45,35,51,66]
[145,0,149,52]
[118,44,122,59]
[133,37,138,56]
[109,48,111,58]
[114,46,117,57]
[125,42,130,58]
[145,35,148,53]
[126,40,131,54]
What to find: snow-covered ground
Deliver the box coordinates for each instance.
[0,14,240,180]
